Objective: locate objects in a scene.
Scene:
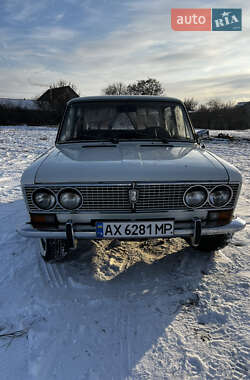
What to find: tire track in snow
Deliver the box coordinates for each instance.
[112,292,131,380]
[39,259,67,288]
[121,311,130,379]
[49,263,65,288]
[116,293,124,380]
[116,293,133,380]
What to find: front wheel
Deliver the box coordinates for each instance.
[185,234,232,252]
[39,239,70,262]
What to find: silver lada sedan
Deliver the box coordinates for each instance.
[18,96,246,261]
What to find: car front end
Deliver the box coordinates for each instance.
[18,96,246,259]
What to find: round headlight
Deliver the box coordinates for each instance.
[184,186,208,208]
[209,185,232,207]
[58,189,82,210]
[33,189,56,210]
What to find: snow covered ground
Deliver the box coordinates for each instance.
[0,126,249,380]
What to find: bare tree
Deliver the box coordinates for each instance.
[184,98,198,112]
[103,82,128,95]
[206,98,224,111]
[103,78,165,96]
[127,78,165,96]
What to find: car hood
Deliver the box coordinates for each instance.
[34,143,229,184]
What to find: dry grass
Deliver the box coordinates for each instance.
[92,238,187,281]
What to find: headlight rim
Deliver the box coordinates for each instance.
[208,184,233,208]
[32,188,56,210]
[58,187,83,210]
[183,185,208,208]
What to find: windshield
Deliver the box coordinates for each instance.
[57,101,194,143]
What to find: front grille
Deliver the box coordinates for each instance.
[24,183,240,213]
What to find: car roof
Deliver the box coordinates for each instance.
[68,95,183,105]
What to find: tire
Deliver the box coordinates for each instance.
[39,239,70,262]
[185,234,232,252]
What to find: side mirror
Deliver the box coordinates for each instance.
[196,129,209,142]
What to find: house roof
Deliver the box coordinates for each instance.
[37,86,79,102]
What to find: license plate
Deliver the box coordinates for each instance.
[96,221,174,238]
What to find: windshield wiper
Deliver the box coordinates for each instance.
[108,137,119,144]
[61,136,119,144]
[156,135,169,143]
[93,137,119,144]
[131,129,170,143]
[149,127,170,143]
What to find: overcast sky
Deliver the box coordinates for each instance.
[0,0,249,103]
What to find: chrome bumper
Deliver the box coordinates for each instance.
[17,217,246,240]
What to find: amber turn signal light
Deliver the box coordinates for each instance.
[207,209,233,226]
[30,213,57,226]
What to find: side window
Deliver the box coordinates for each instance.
[174,105,188,138]
[164,106,177,137]
[164,105,191,139]
[60,106,76,142]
